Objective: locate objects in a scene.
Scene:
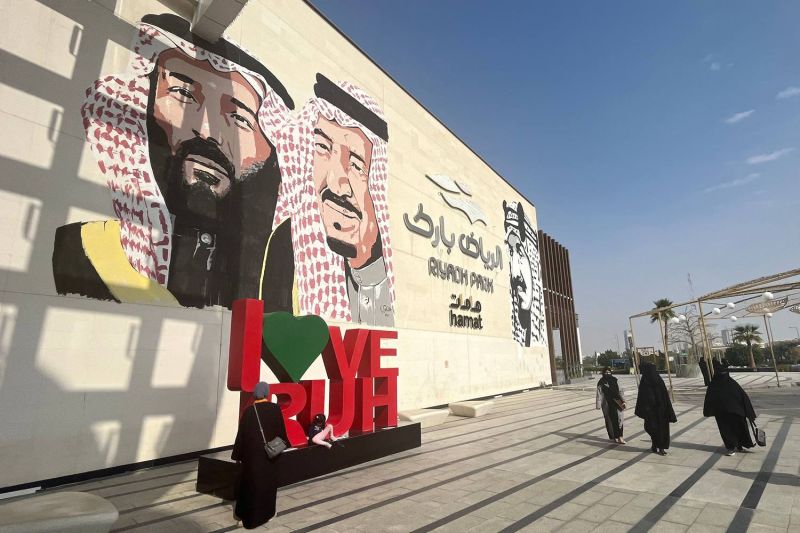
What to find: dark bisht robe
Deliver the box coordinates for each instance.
[231,401,289,529]
[703,361,756,450]
[597,374,625,439]
[635,363,677,449]
[698,358,711,387]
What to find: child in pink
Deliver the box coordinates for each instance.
[307,414,343,448]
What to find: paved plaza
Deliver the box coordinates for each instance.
[53,374,800,532]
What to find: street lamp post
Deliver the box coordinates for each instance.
[658,311,675,401]
[763,313,780,387]
[628,319,640,386]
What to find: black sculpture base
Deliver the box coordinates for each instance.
[196,422,421,500]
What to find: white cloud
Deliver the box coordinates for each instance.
[724,109,755,124]
[746,148,794,165]
[776,86,800,99]
[703,54,733,72]
[703,173,761,193]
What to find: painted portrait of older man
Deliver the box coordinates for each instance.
[52,14,293,308]
[260,74,395,326]
[504,200,546,347]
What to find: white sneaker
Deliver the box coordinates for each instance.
[725,449,736,456]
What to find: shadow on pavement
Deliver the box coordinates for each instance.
[559,431,726,454]
[719,469,799,487]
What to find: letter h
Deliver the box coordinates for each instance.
[352,330,399,433]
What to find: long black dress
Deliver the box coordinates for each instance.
[703,364,756,450]
[635,363,677,450]
[596,374,625,439]
[698,358,711,387]
[232,401,289,529]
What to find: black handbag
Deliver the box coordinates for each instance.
[265,436,287,459]
[749,419,766,447]
[254,405,287,459]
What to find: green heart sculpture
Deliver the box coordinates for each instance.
[262,312,329,382]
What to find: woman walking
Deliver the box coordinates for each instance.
[596,366,626,444]
[635,362,677,455]
[698,357,711,387]
[232,382,289,529]
[703,359,756,456]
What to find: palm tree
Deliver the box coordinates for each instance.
[733,324,762,369]
[650,298,676,364]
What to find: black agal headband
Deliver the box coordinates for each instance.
[142,14,294,110]
[313,73,389,142]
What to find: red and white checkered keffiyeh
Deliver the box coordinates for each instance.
[81,21,291,285]
[271,82,395,321]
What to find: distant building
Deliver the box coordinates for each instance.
[722,329,734,346]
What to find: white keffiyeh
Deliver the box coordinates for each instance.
[81,20,291,284]
[271,82,395,321]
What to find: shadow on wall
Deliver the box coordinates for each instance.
[0,0,228,504]
[6,0,398,506]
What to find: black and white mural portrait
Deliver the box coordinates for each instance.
[503,200,546,347]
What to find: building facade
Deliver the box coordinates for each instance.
[0,0,555,490]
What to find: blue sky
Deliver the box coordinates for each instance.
[313,0,800,354]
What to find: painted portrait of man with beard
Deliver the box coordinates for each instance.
[259,75,395,326]
[503,200,546,347]
[52,14,294,308]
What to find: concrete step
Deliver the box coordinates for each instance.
[398,408,450,428]
[449,400,494,417]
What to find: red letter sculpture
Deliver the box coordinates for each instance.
[353,330,399,432]
[227,304,400,441]
[228,299,263,392]
[297,379,326,432]
[270,382,308,447]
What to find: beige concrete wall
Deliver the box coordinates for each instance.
[0,0,550,488]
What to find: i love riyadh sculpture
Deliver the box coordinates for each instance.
[228,299,398,447]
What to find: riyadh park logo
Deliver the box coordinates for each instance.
[227,299,398,447]
[426,174,488,226]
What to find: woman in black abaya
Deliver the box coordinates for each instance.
[703,359,756,456]
[635,362,677,455]
[596,366,626,443]
[232,382,288,529]
[698,357,711,387]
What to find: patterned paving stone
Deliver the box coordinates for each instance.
[21,382,797,532]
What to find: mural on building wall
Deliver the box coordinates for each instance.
[503,200,546,347]
[50,14,395,326]
[261,74,395,326]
